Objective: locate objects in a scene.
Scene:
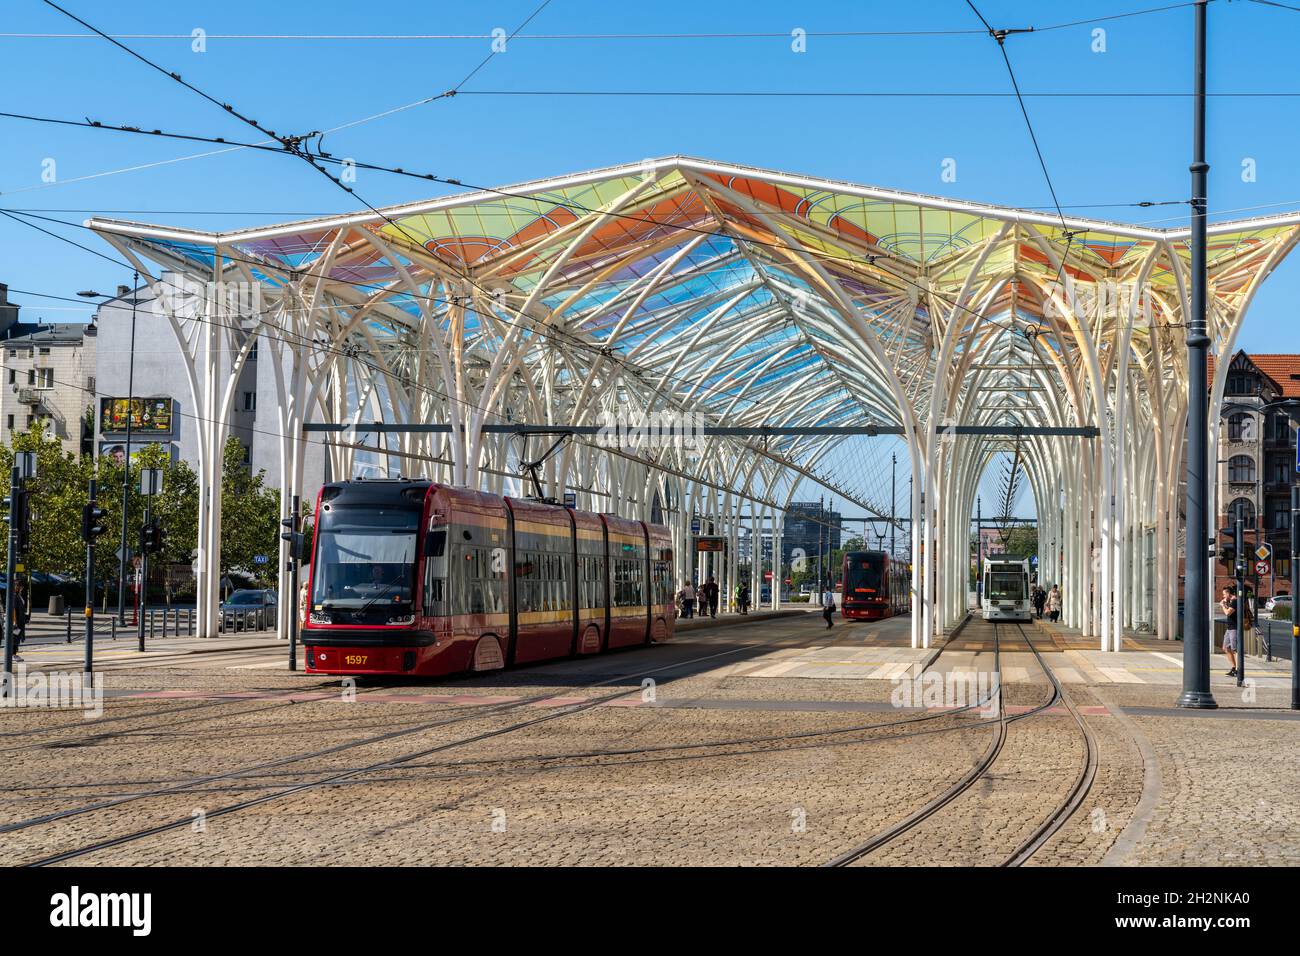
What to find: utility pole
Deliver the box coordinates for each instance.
[1234,517,1246,688]
[1291,483,1298,710]
[891,452,897,559]
[82,480,108,678]
[281,494,301,671]
[3,463,24,685]
[1179,0,1217,709]
[137,468,163,652]
[116,273,141,625]
[818,494,825,596]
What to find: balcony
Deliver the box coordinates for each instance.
[15,387,40,406]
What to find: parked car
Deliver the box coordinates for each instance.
[1265,595,1291,617]
[218,589,278,631]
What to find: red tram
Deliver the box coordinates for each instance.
[840,550,910,620]
[303,480,675,677]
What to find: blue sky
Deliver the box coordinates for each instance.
[2,0,1298,521]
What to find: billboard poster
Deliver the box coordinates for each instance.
[100,397,175,436]
[98,441,178,465]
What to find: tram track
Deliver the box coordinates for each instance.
[824,619,1098,867]
[7,622,849,865]
[10,614,1098,867]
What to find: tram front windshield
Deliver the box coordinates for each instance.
[986,571,1026,602]
[311,505,420,609]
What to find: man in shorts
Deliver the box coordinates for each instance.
[1219,584,1240,678]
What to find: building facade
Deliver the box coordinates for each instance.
[1212,350,1299,597]
[782,501,842,573]
[91,278,326,495]
[0,283,96,454]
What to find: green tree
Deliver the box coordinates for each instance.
[219,437,281,586]
[0,422,93,575]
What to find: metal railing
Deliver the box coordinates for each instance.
[58,606,274,641]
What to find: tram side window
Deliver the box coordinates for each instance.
[652,548,673,606]
[515,542,573,614]
[453,544,505,615]
[577,553,604,609]
[423,528,447,615]
[612,556,645,607]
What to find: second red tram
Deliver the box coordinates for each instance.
[840,550,910,620]
[303,480,675,677]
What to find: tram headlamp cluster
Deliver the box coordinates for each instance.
[309,611,332,625]
[388,614,415,626]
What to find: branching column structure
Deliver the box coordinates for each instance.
[88,158,1300,644]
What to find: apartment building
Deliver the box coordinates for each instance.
[0,283,96,454]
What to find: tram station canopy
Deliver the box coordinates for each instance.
[88,156,1300,648]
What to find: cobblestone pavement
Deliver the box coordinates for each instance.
[0,614,1294,866]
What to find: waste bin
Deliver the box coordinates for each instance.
[47,595,65,616]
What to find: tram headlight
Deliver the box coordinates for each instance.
[309,611,332,625]
[388,614,415,626]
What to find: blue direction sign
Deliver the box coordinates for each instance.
[253,554,269,565]
[690,517,701,535]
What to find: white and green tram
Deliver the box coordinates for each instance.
[981,555,1032,622]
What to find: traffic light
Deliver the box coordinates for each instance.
[139,519,165,555]
[3,487,31,554]
[280,515,302,560]
[82,501,108,543]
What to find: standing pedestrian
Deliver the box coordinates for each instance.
[1216,582,1237,681]
[1033,585,1047,619]
[677,580,697,619]
[11,578,29,662]
[1046,584,1061,624]
[739,583,751,615]
[701,576,719,618]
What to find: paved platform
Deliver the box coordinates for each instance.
[12,612,1292,695]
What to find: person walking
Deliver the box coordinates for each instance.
[701,576,719,618]
[1046,584,1061,624]
[821,588,836,629]
[10,578,29,662]
[738,583,751,615]
[677,580,697,619]
[1033,585,1047,620]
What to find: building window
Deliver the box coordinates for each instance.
[241,444,251,465]
[243,391,256,412]
[248,341,258,361]
[1276,508,1292,531]
[5,369,11,385]
[1227,374,1253,395]
[1276,415,1295,443]
[5,415,11,431]
[1227,455,1255,483]
[26,369,34,386]
[36,368,53,389]
[1227,413,1251,442]
[38,347,50,355]
[1226,497,1255,527]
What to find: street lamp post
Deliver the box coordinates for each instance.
[79,276,142,626]
[1178,0,1216,709]
[1291,484,1298,710]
